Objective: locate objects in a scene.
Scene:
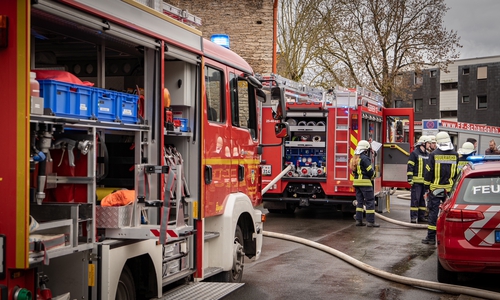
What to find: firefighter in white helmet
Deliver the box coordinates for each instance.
[428,135,437,152]
[457,141,475,174]
[407,135,430,223]
[422,131,458,244]
[350,140,380,227]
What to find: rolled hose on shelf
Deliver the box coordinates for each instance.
[312,135,322,142]
[263,231,500,299]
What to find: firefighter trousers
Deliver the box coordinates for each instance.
[355,186,375,223]
[425,192,440,240]
[410,183,426,220]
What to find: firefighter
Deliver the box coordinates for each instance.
[428,135,437,152]
[350,140,380,227]
[422,131,458,244]
[407,135,430,223]
[457,141,475,174]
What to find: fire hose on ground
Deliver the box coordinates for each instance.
[260,173,500,298]
[263,231,500,299]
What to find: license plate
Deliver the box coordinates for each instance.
[496,231,500,243]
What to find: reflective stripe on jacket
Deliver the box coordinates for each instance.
[407,146,428,184]
[424,148,459,191]
[353,153,374,187]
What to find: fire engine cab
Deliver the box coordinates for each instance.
[0,1,287,299]
[260,75,414,214]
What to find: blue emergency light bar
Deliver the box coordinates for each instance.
[466,155,500,162]
[211,34,230,49]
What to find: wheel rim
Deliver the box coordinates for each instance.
[232,237,245,280]
[116,280,131,300]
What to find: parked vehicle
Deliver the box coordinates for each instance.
[436,155,500,283]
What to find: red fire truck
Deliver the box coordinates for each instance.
[261,75,414,214]
[0,1,287,299]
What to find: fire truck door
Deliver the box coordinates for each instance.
[229,71,261,206]
[204,64,231,217]
[381,108,414,189]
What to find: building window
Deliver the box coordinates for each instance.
[462,68,470,75]
[414,73,423,85]
[429,98,437,105]
[430,70,437,78]
[441,110,457,118]
[441,82,458,91]
[462,95,469,103]
[477,95,487,109]
[414,99,423,112]
[477,66,487,79]
[394,100,402,108]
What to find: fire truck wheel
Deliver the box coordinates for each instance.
[216,225,245,283]
[116,265,136,300]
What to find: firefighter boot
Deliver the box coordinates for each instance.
[367,222,380,227]
[355,220,366,226]
[421,236,436,244]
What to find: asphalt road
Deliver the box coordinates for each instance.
[222,191,500,300]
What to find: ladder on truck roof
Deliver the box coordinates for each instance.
[135,0,202,27]
[331,87,356,181]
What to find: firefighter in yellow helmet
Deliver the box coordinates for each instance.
[407,135,430,223]
[350,140,379,227]
[422,131,458,244]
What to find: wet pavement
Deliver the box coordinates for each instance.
[222,191,500,300]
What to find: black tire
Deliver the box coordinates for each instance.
[215,225,245,283]
[437,259,458,284]
[116,265,136,300]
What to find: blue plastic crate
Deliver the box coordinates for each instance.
[119,93,139,124]
[94,88,120,122]
[39,80,94,119]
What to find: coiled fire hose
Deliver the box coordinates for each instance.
[263,231,500,299]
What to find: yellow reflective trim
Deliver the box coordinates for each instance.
[383,144,409,156]
[408,161,415,166]
[88,263,95,286]
[428,225,436,231]
[16,0,29,269]
[410,207,418,211]
[366,165,372,171]
[365,210,375,213]
[356,208,364,212]
[419,207,427,210]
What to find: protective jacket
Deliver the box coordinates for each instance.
[424,148,459,191]
[457,154,472,174]
[352,152,374,187]
[407,146,428,184]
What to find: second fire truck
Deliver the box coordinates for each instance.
[261,75,414,214]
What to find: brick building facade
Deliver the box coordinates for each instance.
[167,0,275,75]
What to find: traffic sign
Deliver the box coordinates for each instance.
[422,119,439,136]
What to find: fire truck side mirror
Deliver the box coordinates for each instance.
[271,87,286,120]
[275,122,289,139]
[247,75,263,89]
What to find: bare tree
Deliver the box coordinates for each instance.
[315,0,461,106]
[277,0,325,82]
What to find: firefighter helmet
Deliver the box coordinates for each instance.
[435,131,454,151]
[354,140,370,154]
[428,135,436,143]
[416,135,431,146]
[458,142,475,155]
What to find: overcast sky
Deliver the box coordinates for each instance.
[444,0,500,59]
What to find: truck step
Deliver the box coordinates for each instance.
[158,282,244,300]
[204,231,220,240]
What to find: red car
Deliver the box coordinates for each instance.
[436,155,500,284]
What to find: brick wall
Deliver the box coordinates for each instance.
[166,0,274,75]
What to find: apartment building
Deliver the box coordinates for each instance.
[393,55,500,127]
